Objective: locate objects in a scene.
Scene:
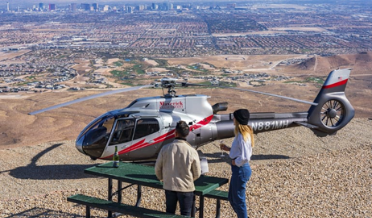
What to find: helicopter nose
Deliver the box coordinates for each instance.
[75,136,85,154]
[75,126,109,159]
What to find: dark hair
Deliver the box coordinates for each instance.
[176,121,190,138]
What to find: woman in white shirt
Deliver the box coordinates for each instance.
[220,109,254,218]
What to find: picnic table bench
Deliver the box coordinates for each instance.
[68,194,189,218]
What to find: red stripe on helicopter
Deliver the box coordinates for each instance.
[190,115,214,130]
[124,129,177,153]
[124,115,214,153]
[119,139,146,154]
[153,129,175,141]
[104,133,176,159]
[323,79,348,89]
[101,115,214,159]
[124,133,176,154]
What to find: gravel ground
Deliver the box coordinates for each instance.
[0,118,371,218]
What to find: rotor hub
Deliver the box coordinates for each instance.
[161,77,178,97]
[326,108,337,118]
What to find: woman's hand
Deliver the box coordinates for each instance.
[220,143,230,151]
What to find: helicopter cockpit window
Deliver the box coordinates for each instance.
[133,118,160,140]
[109,119,135,145]
[82,116,115,159]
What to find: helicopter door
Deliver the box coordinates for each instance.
[109,118,135,146]
[129,118,161,160]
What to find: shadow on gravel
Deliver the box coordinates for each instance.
[201,152,232,164]
[2,143,99,180]
[5,207,86,218]
[251,154,290,160]
[200,152,290,164]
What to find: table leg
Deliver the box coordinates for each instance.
[108,178,113,218]
[135,185,142,207]
[199,195,204,218]
[86,205,90,218]
[216,199,221,218]
[118,181,122,203]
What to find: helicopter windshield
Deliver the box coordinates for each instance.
[81,116,115,159]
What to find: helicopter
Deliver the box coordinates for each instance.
[29,68,354,162]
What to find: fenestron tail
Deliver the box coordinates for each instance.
[307,69,355,136]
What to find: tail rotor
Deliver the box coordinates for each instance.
[320,99,345,127]
[307,69,355,136]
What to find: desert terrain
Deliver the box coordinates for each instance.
[0,53,371,217]
[1,53,371,148]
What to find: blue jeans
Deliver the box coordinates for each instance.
[165,190,194,216]
[228,163,252,218]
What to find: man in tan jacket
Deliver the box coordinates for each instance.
[155,120,201,216]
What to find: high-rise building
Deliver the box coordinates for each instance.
[102,5,109,11]
[81,3,90,11]
[92,3,99,11]
[6,2,9,12]
[161,2,168,11]
[127,6,133,13]
[138,5,145,11]
[152,3,158,10]
[70,3,77,12]
[39,3,44,11]
[49,4,56,11]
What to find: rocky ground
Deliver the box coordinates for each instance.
[0,118,371,218]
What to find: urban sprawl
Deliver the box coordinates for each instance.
[1,1,371,93]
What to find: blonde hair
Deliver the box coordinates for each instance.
[234,119,255,147]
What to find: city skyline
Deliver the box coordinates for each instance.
[4,0,371,4]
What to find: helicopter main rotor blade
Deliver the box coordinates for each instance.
[29,85,153,115]
[182,82,317,106]
[181,82,205,87]
[227,87,318,106]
